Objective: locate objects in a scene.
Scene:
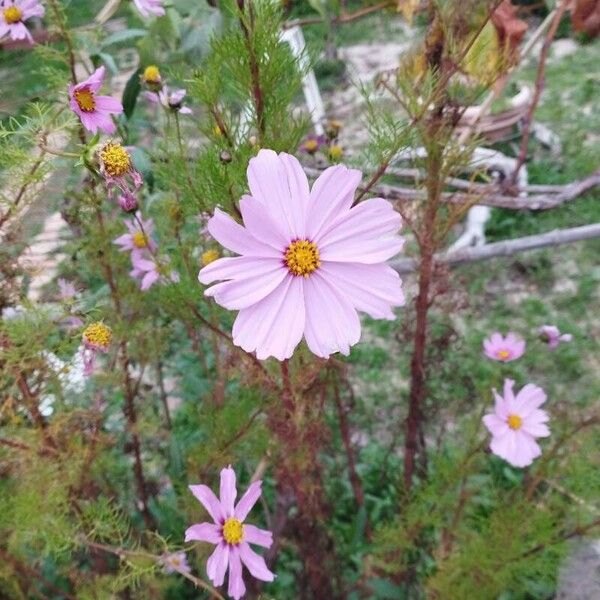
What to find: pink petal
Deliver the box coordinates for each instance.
[238,542,275,582]
[189,484,224,523]
[206,208,279,257]
[483,413,509,437]
[243,524,273,548]
[303,272,361,358]
[514,383,546,417]
[318,262,404,319]
[306,164,362,240]
[246,149,309,239]
[232,275,305,361]
[219,466,237,518]
[204,264,287,310]
[227,547,246,600]
[206,543,229,587]
[184,522,222,544]
[140,270,159,290]
[491,430,540,468]
[95,95,124,114]
[234,480,262,521]
[239,194,289,250]
[492,389,509,420]
[521,419,550,438]
[199,256,282,286]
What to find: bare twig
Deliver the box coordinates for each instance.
[283,1,392,29]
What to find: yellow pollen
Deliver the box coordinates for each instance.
[73,87,96,112]
[497,349,511,360]
[83,322,112,349]
[142,65,161,83]
[285,239,320,277]
[132,231,147,249]
[304,139,319,153]
[99,142,131,178]
[507,414,522,430]
[201,249,219,266]
[3,6,22,23]
[222,518,244,545]
[329,145,343,161]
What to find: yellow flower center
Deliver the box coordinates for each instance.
[497,349,511,360]
[329,145,343,160]
[99,142,131,178]
[222,518,244,545]
[143,65,161,83]
[73,87,96,112]
[201,249,219,266]
[507,414,522,430]
[284,239,320,277]
[132,231,147,248]
[304,139,319,152]
[83,322,112,349]
[3,6,22,24]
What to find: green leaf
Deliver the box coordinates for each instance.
[100,28,148,49]
[367,578,405,599]
[122,68,142,120]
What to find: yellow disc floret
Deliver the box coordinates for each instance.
[201,249,219,266]
[497,349,511,360]
[132,231,148,249]
[142,65,161,84]
[507,414,522,430]
[73,87,96,112]
[304,139,319,153]
[3,6,22,24]
[83,322,112,350]
[222,518,244,545]
[284,239,320,277]
[99,142,131,178]
[329,144,343,162]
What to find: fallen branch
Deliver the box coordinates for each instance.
[391,223,600,273]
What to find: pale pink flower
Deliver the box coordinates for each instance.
[0,0,44,44]
[161,551,191,575]
[57,278,77,301]
[483,331,525,362]
[185,466,275,600]
[133,0,165,17]
[539,325,572,349]
[113,212,156,257]
[145,87,192,114]
[198,149,405,360]
[483,379,550,468]
[68,67,123,135]
[130,254,179,291]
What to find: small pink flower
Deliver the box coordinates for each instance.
[483,331,525,362]
[130,253,179,291]
[133,0,165,17]
[161,551,191,575]
[198,149,405,360]
[68,66,123,135]
[57,278,77,301]
[145,87,192,114]
[118,191,139,213]
[483,379,550,468]
[98,141,143,195]
[81,322,112,377]
[185,466,275,600]
[0,0,44,44]
[539,325,572,349]
[113,211,156,256]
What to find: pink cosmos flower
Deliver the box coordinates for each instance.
[118,191,138,213]
[483,379,550,468]
[160,551,191,575]
[483,331,525,362]
[539,325,572,349]
[113,211,156,257]
[57,278,77,301]
[0,0,44,44]
[198,149,405,360]
[68,67,123,135]
[144,87,192,114]
[185,466,275,600]
[133,0,165,17]
[130,253,179,291]
[81,322,112,377]
[98,141,143,195]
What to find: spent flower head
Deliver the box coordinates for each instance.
[0,0,45,44]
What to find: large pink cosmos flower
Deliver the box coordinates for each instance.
[68,66,123,135]
[198,149,405,360]
[483,379,550,468]
[483,331,525,362]
[185,466,275,600]
[0,0,44,44]
[133,0,165,17]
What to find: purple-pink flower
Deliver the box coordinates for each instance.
[539,325,572,349]
[118,191,139,213]
[57,278,77,301]
[160,551,191,575]
[198,149,405,360]
[113,212,156,257]
[483,331,525,362]
[98,141,143,195]
[0,0,44,44]
[185,466,275,600]
[68,67,123,135]
[299,133,326,155]
[130,253,179,291]
[145,87,192,114]
[81,321,112,377]
[133,0,165,17]
[483,379,550,468]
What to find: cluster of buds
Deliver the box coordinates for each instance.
[299,119,343,163]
